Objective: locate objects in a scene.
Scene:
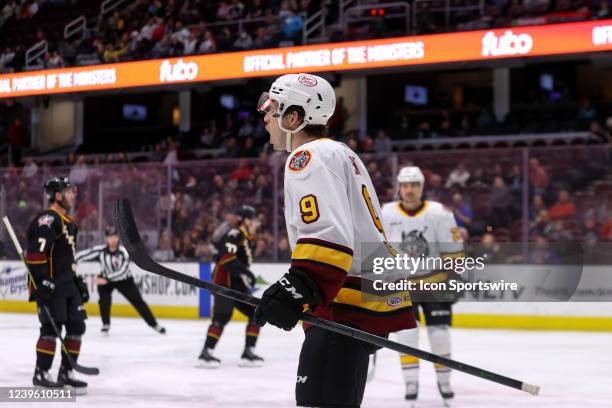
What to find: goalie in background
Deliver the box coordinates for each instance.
[198,205,264,368]
[75,227,165,335]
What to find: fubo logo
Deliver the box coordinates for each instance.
[481,31,533,57]
[159,59,199,82]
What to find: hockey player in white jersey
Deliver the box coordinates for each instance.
[254,73,416,407]
[382,166,464,406]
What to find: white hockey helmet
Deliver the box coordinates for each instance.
[397,166,425,201]
[397,166,425,185]
[257,73,336,152]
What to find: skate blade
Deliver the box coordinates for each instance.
[238,359,263,368]
[196,360,220,369]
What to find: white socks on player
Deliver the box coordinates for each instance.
[427,325,452,387]
[397,326,420,391]
[397,324,453,397]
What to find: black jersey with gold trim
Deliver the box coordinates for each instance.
[26,209,78,290]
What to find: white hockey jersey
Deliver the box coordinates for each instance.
[382,200,464,276]
[284,138,415,334]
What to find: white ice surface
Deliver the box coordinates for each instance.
[1,313,611,407]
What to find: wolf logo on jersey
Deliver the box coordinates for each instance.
[400,228,429,257]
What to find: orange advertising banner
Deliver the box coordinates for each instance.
[2,19,612,98]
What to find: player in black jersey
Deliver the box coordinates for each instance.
[25,177,89,395]
[76,227,165,335]
[198,205,264,368]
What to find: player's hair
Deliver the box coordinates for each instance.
[283,105,328,137]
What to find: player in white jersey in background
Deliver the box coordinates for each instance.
[382,166,464,406]
[254,73,416,407]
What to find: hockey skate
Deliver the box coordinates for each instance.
[405,381,418,407]
[238,347,264,368]
[198,347,221,369]
[153,324,166,334]
[58,366,88,395]
[33,367,62,389]
[101,324,110,336]
[437,381,454,407]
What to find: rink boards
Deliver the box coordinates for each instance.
[1,261,612,331]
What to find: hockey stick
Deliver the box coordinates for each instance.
[115,198,539,396]
[2,216,100,376]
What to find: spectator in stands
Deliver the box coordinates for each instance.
[529,234,560,264]
[75,191,98,230]
[232,31,253,51]
[183,31,198,55]
[198,30,217,53]
[69,155,89,187]
[194,238,213,261]
[171,21,191,44]
[508,164,522,196]
[374,129,392,153]
[21,156,38,178]
[530,194,546,221]
[0,46,15,70]
[529,158,549,196]
[253,27,271,49]
[360,135,375,153]
[416,121,433,139]
[200,126,217,147]
[446,162,470,188]
[577,99,597,122]
[164,139,179,165]
[450,192,473,229]
[582,216,599,242]
[548,189,577,220]
[277,236,291,261]
[596,0,610,19]
[599,212,612,241]
[489,176,513,227]
[475,232,502,264]
[457,115,472,137]
[469,167,488,188]
[46,51,64,68]
[153,237,176,261]
[427,173,446,202]
[217,1,231,20]
[437,119,453,137]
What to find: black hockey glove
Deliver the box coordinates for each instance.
[227,263,256,293]
[35,278,55,305]
[254,268,321,331]
[74,276,90,303]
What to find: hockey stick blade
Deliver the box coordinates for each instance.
[114,198,540,395]
[2,216,99,376]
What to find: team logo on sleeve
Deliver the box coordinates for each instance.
[38,215,54,227]
[288,150,312,172]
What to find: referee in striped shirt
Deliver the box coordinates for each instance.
[76,227,165,335]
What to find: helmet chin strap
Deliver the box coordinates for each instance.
[277,116,308,153]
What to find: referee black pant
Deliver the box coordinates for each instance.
[98,277,158,327]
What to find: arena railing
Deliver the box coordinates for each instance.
[25,40,48,70]
[411,0,485,34]
[64,15,87,40]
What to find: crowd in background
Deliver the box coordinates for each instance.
[2,0,612,72]
[1,144,610,265]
